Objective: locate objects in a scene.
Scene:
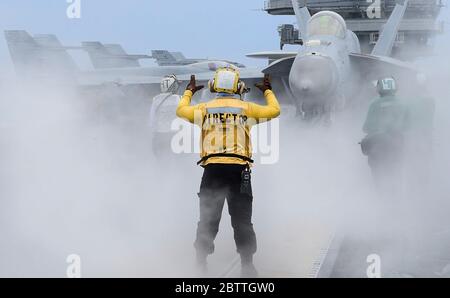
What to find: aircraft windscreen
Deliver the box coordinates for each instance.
[308,14,346,39]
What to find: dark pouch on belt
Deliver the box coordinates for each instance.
[240,168,252,195]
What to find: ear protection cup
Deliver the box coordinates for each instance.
[236,80,246,95]
[208,78,216,93]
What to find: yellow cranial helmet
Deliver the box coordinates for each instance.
[208,67,246,95]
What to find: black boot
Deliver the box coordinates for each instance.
[240,255,258,278]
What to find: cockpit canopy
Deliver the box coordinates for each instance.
[307,11,347,39]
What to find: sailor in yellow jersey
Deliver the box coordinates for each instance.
[176,68,280,277]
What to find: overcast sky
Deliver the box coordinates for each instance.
[0,0,448,73]
[0,0,297,71]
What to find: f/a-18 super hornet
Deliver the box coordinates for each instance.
[81,41,153,69]
[3,30,252,98]
[3,30,257,125]
[150,50,246,68]
[3,31,81,79]
[80,43,247,70]
[151,50,209,66]
[245,0,417,120]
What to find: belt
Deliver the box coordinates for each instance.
[197,153,254,165]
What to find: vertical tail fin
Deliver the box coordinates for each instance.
[371,0,409,57]
[170,52,186,61]
[103,44,128,56]
[82,42,148,69]
[33,34,79,72]
[4,30,43,76]
[291,0,311,39]
[4,30,78,77]
[150,50,178,66]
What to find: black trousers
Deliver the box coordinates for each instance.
[194,164,257,257]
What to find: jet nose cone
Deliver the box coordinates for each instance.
[289,55,338,100]
[299,80,312,92]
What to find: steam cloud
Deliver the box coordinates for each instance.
[0,16,449,278]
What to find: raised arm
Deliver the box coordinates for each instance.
[248,74,281,121]
[248,90,281,120]
[176,75,204,124]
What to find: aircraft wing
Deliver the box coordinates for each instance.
[372,0,409,57]
[246,51,297,65]
[168,66,291,104]
[349,52,417,80]
[76,67,295,105]
[76,75,159,87]
[178,69,271,103]
[183,68,265,82]
[77,68,265,87]
[261,57,296,76]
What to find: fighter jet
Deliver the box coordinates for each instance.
[151,50,207,66]
[81,46,246,69]
[246,0,416,120]
[151,50,246,68]
[82,42,152,69]
[4,30,254,99]
[4,31,81,79]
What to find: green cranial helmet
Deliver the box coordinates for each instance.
[377,77,397,96]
